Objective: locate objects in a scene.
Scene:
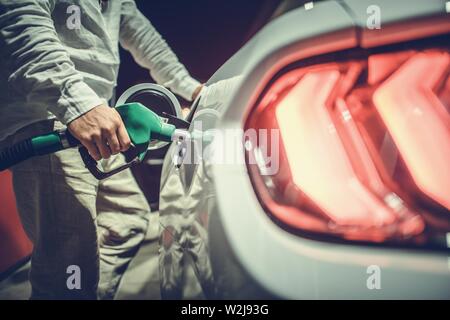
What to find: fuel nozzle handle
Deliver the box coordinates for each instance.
[0,103,177,177]
[78,102,177,179]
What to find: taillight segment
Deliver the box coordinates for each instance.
[246,48,450,246]
[373,51,450,210]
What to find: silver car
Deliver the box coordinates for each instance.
[130,0,450,299]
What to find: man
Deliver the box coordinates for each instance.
[0,0,202,299]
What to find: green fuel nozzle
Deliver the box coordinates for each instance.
[0,102,179,179]
[114,102,176,161]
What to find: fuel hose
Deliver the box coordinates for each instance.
[0,131,79,171]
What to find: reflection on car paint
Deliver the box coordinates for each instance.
[159,77,242,299]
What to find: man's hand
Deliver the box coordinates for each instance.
[192,84,204,101]
[67,104,131,161]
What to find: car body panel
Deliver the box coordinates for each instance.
[343,0,450,47]
[159,0,450,299]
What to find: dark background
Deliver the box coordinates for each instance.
[118,0,282,208]
[117,0,281,99]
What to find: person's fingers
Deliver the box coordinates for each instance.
[181,107,190,118]
[192,84,204,101]
[94,136,112,159]
[117,123,131,151]
[106,132,121,155]
[83,140,101,161]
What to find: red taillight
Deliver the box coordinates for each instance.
[246,48,450,245]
